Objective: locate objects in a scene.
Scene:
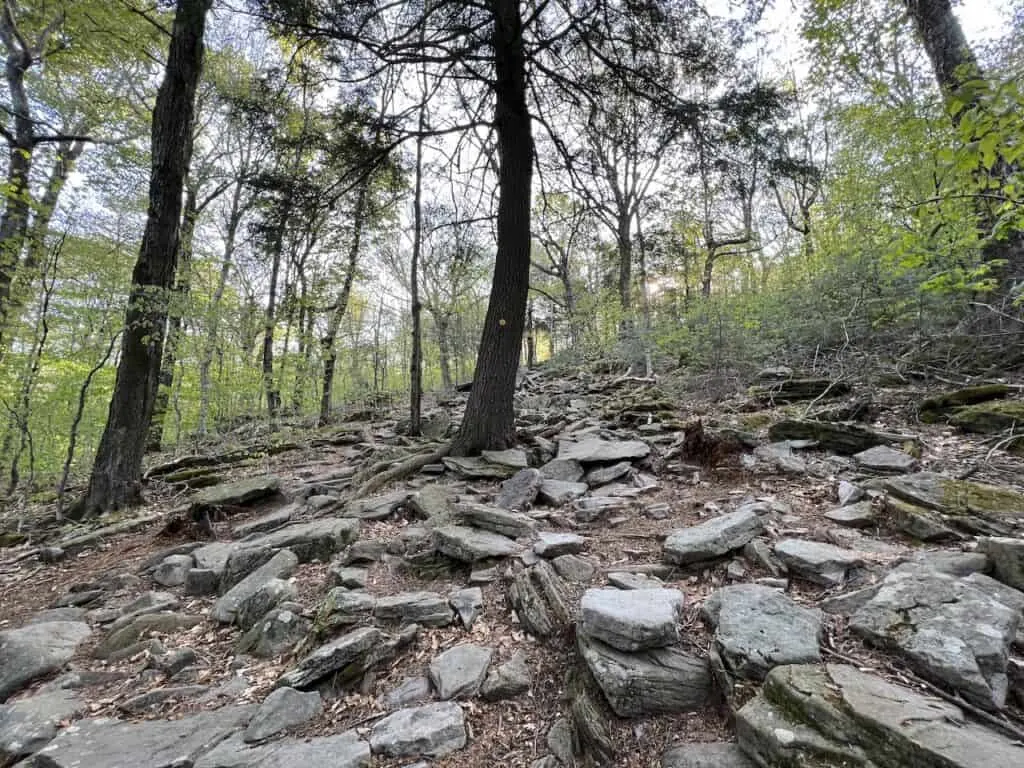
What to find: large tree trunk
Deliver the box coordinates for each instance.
[72,0,210,518]
[434,312,453,390]
[262,225,285,419]
[450,0,532,456]
[409,115,425,436]
[617,212,633,333]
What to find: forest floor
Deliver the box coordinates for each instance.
[1,361,1023,767]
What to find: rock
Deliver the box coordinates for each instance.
[185,568,220,596]
[0,690,83,763]
[919,384,1010,420]
[767,419,888,454]
[663,509,764,566]
[244,687,322,742]
[949,400,1024,447]
[235,578,297,631]
[586,461,633,487]
[94,613,200,660]
[24,705,254,768]
[824,500,876,527]
[191,475,281,511]
[837,480,864,506]
[546,717,574,765]
[247,518,361,563]
[480,650,531,701]
[661,742,754,768]
[607,571,663,590]
[851,567,1019,709]
[443,455,516,479]
[25,608,86,625]
[877,472,1024,537]
[751,378,849,404]
[539,458,585,482]
[558,438,650,463]
[369,701,466,758]
[278,625,414,690]
[231,506,294,538]
[341,539,387,564]
[375,592,453,627]
[906,550,991,576]
[117,685,210,715]
[153,647,197,676]
[107,591,180,630]
[581,587,683,652]
[534,532,586,558]
[887,496,962,541]
[449,587,483,629]
[429,643,492,700]
[315,588,376,631]
[509,561,572,638]
[194,730,369,768]
[577,632,711,717]
[853,445,917,472]
[494,468,545,510]
[211,549,298,624]
[346,490,411,520]
[106,638,167,664]
[978,536,1024,590]
[408,484,456,520]
[51,589,104,608]
[538,479,589,505]
[701,584,822,680]
[236,608,310,658]
[420,409,452,440]
[152,554,194,587]
[456,502,537,537]
[383,676,432,709]
[482,448,529,469]
[192,541,246,579]
[773,539,862,586]
[553,554,596,583]
[819,585,881,616]
[327,564,368,589]
[433,525,521,562]
[736,663,1024,768]
[573,496,628,522]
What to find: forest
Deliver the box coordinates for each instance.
[0,0,1020,516]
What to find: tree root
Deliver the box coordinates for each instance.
[349,442,451,499]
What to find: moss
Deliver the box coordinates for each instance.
[919,384,1009,421]
[740,412,773,430]
[0,531,27,547]
[938,476,1024,518]
[949,399,1024,434]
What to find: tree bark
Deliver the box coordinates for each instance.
[451,0,533,456]
[72,0,211,518]
[262,220,285,419]
[434,311,453,390]
[409,113,425,436]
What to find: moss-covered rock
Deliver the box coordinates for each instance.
[919,384,1009,422]
[750,378,850,405]
[767,419,887,455]
[948,400,1024,451]
[877,472,1024,537]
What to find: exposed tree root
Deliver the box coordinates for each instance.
[349,442,451,499]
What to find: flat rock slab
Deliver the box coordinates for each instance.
[581,588,683,651]
[244,687,321,742]
[539,458,585,483]
[277,626,383,690]
[494,468,544,511]
[607,571,664,590]
[191,475,280,510]
[346,490,411,520]
[773,539,862,586]
[95,613,202,659]
[850,566,1019,709]
[538,479,588,505]
[558,438,650,463]
[236,607,310,658]
[442,456,516,479]
[736,663,1024,768]
[429,644,493,699]
[662,742,754,768]
[853,445,917,472]
[824,500,877,528]
[663,509,764,566]
[369,701,466,758]
[702,584,822,680]
[408,485,456,519]
[586,461,633,487]
[456,502,536,538]
[24,705,255,768]
[979,536,1024,591]
[578,631,711,717]
[246,518,360,563]
[375,592,453,627]
[212,549,298,624]
[0,621,91,700]
[433,525,522,562]
[194,730,369,768]
[534,532,586,558]
[481,449,529,469]
[0,689,83,762]
[231,506,294,538]
[481,650,531,701]
[878,472,1024,536]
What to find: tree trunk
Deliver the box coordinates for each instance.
[409,125,425,436]
[72,0,210,518]
[525,300,536,368]
[701,251,716,298]
[617,213,633,334]
[451,0,533,456]
[262,224,285,419]
[435,312,453,390]
[148,180,198,452]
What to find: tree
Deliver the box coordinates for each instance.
[71,0,211,517]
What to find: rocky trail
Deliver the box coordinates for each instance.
[1,366,1024,768]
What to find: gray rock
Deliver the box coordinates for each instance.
[247,518,360,563]
[192,541,245,579]
[553,554,596,583]
[191,475,280,510]
[743,539,787,576]
[195,731,369,768]
[494,468,544,510]
[538,479,588,505]
[824,500,876,528]
[231,506,294,538]
[906,550,990,576]
[607,571,663,590]
[428,643,493,699]
[107,591,180,630]
[244,687,322,742]
[369,701,466,758]
[773,539,862,586]
[456,502,537,538]
[578,632,710,717]
[327,565,368,589]
[586,461,633,487]
[375,592,453,627]
[0,689,83,762]
[221,546,276,591]
[581,587,683,651]
[443,456,516,479]
[482,448,529,469]
[662,742,754,768]
[408,485,455,520]
[24,705,254,768]
[702,584,822,680]
[340,539,387,564]
[854,445,917,472]
[433,525,521,562]
[185,568,220,596]
[235,578,297,631]
[450,587,483,629]
[480,650,531,701]
[117,685,209,715]
[850,567,1019,709]
[546,717,574,765]
[837,480,865,506]
[573,496,628,522]
[153,554,194,587]
[319,587,377,627]
[979,536,1024,591]
[94,614,201,659]
[236,608,310,658]
[277,625,415,690]
[212,549,298,624]
[534,532,586,558]
[154,647,197,676]
[819,585,881,616]
[346,490,411,520]
[539,458,585,483]
[663,509,764,566]
[25,608,86,625]
[558,438,650,463]
[382,676,432,709]
[736,663,1024,768]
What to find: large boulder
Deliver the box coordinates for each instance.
[0,622,91,701]
[663,509,764,566]
[191,475,281,511]
[580,588,683,652]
